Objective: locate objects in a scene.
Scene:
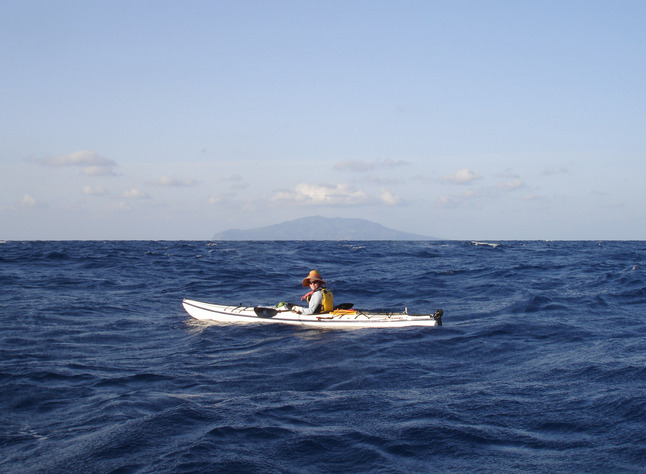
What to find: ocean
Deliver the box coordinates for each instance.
[1,240,645,473]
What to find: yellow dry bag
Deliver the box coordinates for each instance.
[320,288,334,313]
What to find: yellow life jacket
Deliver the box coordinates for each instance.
[307,288,334,313]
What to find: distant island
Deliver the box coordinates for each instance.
[212,216,437,240]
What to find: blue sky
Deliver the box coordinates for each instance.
[2,0,645,239]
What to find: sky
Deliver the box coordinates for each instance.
[2,0,645,240]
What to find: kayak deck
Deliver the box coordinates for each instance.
[182,299,442,328]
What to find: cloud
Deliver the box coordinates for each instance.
[19,194,39,207]
[436,188,484,209]
[29,150,118,176]
[523,193,545,201]
[225,174,249,190]
[208,196,226,205]
[83,185,109,196]
[104,201,132,211]
[436,195,457,208]
[121,188,150,199]
[363,175,401,185]
[335,159,410,172]
[272,183,369,206]
[496,169,520,179]
[542,167,569,175]
[37,150,115,167]
[380,189,402,205]
[497,179,525,191]
[443,168,481,184]
[270,183,403,207]
[150,176,199,187]
[82,166,119,176]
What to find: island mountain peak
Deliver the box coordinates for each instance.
[212,216,436,240]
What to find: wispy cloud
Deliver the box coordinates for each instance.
[208,195,226,205]
[335,159,410,172]
[19,194,39,208]
[29,150,118,176]
[496,169,520,179]
[272,183,369,206]
[436,195,457,208]
[542,167,569,176]
[83,185,109,196]
[436,186,490,209]
[36,150,114,167]
[105,201,133,212]
[271,183,403,207]
[121,188,150,199]
[82,166,119,176]
[523,193,546,201]
[497,179,525,191]
[150,176,200,187]
[494,169,528,192]
[28,150,117,176]
[225,174,248,190]
[442,168,481,184]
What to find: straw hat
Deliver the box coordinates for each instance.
[302,270,326,287]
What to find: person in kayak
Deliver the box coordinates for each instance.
[292,270,334,315]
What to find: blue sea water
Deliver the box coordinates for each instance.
[1,240,645,473]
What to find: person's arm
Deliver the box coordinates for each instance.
[300,290,323,315]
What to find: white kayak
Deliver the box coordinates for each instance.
[182,298,443,328]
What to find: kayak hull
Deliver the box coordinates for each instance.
[182,299,442,328]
